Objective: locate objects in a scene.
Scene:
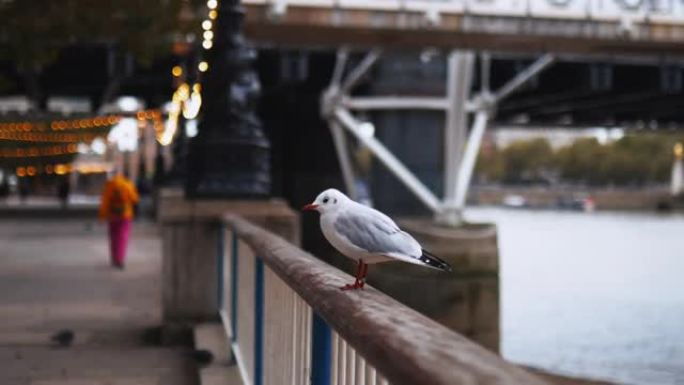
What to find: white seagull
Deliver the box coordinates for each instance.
[303,188,452,290]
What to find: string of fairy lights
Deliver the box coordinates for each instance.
[162,0,217,145]
[0,144,79,158]
[0,115,120,134]
[15,162,112,177]
[0,109,166,177]
[0,2,220,177]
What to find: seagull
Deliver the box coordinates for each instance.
[303,188,452,290]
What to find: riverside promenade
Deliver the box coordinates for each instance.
[0,216,198,385]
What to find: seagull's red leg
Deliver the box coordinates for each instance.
[359,262,368,288]
[341,260,364,290]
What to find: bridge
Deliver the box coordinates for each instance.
[242,0,684,54]
[235,0,684,223]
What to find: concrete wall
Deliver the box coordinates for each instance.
[157,188,299,324]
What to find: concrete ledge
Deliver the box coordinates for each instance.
[194,324,231,365]
[194,323,241,385]
[199,365,241,385]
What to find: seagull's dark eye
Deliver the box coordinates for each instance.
[323,197,329,204]
[334,198,337,204]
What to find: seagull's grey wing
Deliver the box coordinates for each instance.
[334,210,418,256]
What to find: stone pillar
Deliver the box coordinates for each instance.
[157,188,299,323]
[367,219,500,352]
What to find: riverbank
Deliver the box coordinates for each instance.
[471,185,673,211]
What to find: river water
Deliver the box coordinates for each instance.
[464,207,684,385]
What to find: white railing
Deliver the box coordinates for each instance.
[218,214,548,385]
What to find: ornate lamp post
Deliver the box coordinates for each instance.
[185,0,270,198]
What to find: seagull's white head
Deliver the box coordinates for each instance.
[302,188,351,214]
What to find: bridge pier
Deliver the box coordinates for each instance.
[367,219,500,352]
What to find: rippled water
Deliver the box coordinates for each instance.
[465,207,684,385]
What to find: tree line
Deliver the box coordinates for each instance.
[476,134,684,186]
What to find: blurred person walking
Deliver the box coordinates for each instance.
[99,173,139,269]
[57,177,70,208]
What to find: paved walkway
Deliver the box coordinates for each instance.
[0,218,198,385]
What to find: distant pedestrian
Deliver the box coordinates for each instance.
[98,173,139,269]
[18,178,29,203]
[57,178,70,208]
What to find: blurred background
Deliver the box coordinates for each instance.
[0,0,683,384]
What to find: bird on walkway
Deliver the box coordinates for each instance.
[187,349,214,366]
[50,329,74,348]
[303,188,452,290]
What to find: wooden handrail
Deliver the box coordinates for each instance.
[222,213,548,385]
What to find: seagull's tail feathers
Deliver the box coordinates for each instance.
[418,250,452,272]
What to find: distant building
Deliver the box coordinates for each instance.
[490,125,625,149]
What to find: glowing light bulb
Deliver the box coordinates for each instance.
[207,0,217,9]
[202,40,213,49]
[203,30,214,40]
[198,61,209,72]
[209,10,218,19]
[172,65,183,77]
[202,20,212,30]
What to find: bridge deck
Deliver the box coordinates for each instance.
[243,0,684,55]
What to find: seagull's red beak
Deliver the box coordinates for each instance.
[302,203,319,211]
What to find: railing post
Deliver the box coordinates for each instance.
[311,313,332,385]
[230,232,239,341]
[254,257,265,385]
[217,222,225,310]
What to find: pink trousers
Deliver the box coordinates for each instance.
[108,219,132,265]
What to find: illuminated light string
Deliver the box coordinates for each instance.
[0,132,105,143]
[15,162,113,177]
[0,115,121,134]
[162,0,217,144]
[0,143,79,158]
[160,83,202,146]
[0,109,163,136]
[0,109,164,145]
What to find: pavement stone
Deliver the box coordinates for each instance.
[0,218,198,385]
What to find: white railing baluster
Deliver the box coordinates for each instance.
[355,354,366,385]
[331,332,339,385]
[297,297,307,383]
[338,338,347,385]
[365,365,377,385]
[290,289,298,385]
[304,304,312,382]
[236,240,256,384]
[346,342,356,384]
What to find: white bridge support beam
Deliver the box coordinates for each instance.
[329,119,358,200]
[322,48,555,226]
[334,108,441,212]
[439,51,475,226]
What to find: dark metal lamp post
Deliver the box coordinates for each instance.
[185,0,271,198]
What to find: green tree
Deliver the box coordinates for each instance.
[555,137,608,184]
[0,0,202,107]
[500,138,554,183]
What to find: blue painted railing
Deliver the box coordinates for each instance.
[218,214,548,385]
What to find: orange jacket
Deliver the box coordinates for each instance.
[99,175,139,220]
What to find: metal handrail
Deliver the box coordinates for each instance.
[222,213,548,385]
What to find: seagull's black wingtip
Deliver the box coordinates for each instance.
[419,249,453,272]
